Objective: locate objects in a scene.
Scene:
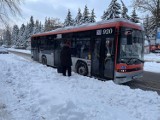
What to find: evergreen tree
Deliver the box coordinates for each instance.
[27,16,34,37]
[121,0,130,19]
[101,0,121,20]
[11,25,19,46]
[34,20,41,34]
[90,9,96,23]
[22,23,29,48]
[130,8,139,23]
[81,5,90,24]
[64,9,74,27]
[44,17,49,32]
[39,22,44,33]
[17,24,26,47]
[74,8,83,25]
[101,11,106,20]
[3,26,11,47]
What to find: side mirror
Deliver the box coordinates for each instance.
[125,31,132,45]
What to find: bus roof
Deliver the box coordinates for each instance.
[32,18,144,37]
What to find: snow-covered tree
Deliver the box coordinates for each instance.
[34,20,41,34]
[27,16,34,37]
[90,9,96,23]
[44,17,49,32]
[130,8,139,23]
[17,24,26,47]
[0,0,22,25]
[101,11,106,20]
[3,26,11,47]
[39,22,44,33]
[74,8,83,25]
[44,17,62,31]
[81,5,90,24]
[64,9,74,27]
[143,15,156,38]
[11,25,19,46]
[121,0,130,19]
[101,0,121,20]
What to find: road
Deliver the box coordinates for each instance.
[124,71,160,95]
[9,51,160,95]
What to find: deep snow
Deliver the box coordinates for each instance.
[0,54,160,120]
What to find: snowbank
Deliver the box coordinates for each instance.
[0,54,160,120]
[144,53,160,62]
[8,48,31,54]
[144,62,160,73]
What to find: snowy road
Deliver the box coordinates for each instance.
[0,54,160,120]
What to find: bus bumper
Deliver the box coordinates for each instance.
[114,70,143,84]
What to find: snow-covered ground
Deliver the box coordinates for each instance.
[144,62,160,73]
[144,53,160,62]
[144,53,160,73]
[0,54,160,120]
[8,48,31,54]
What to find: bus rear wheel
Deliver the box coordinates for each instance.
[76,62,88,76]
[42,56,47,65]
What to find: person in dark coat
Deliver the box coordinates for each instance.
[60,41,72,76]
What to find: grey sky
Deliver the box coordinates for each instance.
[14,0,139,26]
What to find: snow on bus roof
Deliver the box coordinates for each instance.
[33,18,144,37]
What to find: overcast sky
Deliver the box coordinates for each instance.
[13,0,138,26]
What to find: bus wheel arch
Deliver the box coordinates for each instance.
[76,60,88,76]
[41,55,47,65]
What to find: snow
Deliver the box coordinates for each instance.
[144,53,160,62]
[8,48,31,54]
[144,62,160,73]
[144,40,149,46]
[0,54,160,120]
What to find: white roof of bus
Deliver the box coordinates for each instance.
[33,18,144,36]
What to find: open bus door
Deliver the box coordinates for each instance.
[91,37,115,80]
[54,39,62,67]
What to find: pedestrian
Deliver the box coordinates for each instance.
[60,41,72,76]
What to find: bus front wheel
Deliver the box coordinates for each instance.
[76,61,88,76]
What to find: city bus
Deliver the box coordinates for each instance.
[31,18,144,84]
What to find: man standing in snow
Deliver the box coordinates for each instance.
[60,41,72,76]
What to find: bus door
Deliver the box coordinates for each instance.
[91,37,114,80]
[54,40,62,67]
[102,37,114,79]
[32,38,39,61]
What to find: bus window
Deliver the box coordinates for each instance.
[105,38,114,59]
[119,27,144,63]
[75,39,90,59]
[39,37,46,50]
[46,35,54,50]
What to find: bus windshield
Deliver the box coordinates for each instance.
[119,27,144,64]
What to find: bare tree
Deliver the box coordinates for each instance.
[132,0,160,35]
[132,0,158,14]
[0,0,23,25]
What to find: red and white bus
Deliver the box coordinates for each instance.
[31,18,144,84]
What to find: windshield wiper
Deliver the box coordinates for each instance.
[119,59,128,64]
[127,58,144,65]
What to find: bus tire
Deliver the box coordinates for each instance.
[42,56,47,65]
[76,61,88,76]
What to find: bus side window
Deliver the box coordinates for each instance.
[70,40,77,57]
